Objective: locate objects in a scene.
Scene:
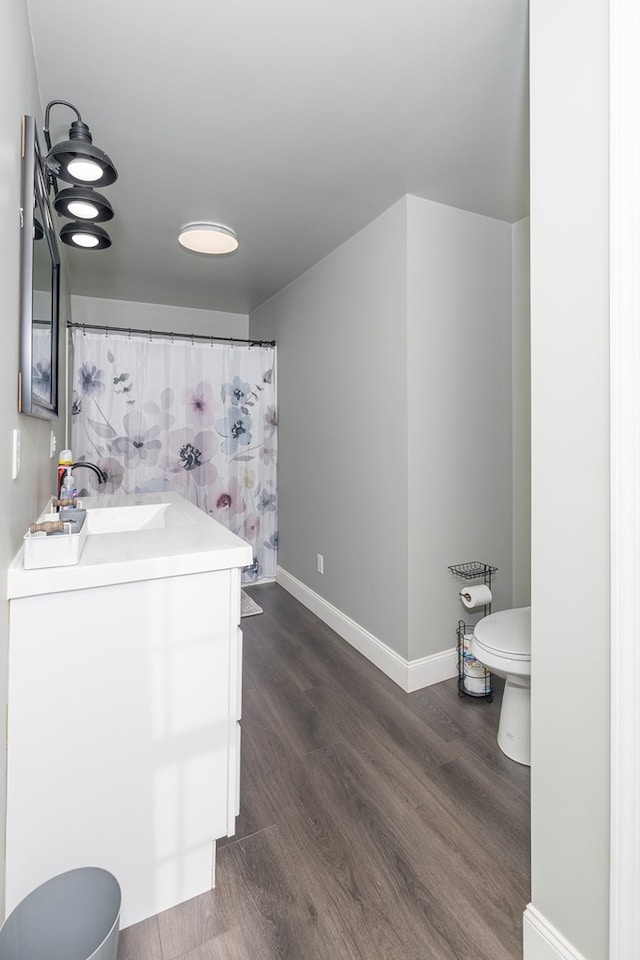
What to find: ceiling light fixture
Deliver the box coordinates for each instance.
[44,100,118,187]
[178,222,239,255]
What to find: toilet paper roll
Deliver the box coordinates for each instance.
[463,671,491,696]
[463,659,486,678]
[460,583,492,609]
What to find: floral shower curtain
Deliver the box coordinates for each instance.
[70,329,277,582]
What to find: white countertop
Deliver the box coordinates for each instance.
[8,492,253,599]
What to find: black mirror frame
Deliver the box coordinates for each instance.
[19,114,60,419]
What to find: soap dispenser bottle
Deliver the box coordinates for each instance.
[60,469,77,507]
[57,449,73,498]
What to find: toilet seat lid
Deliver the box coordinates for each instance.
[473,606,531,661]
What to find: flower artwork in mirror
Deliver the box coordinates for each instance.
[19,114,60,418]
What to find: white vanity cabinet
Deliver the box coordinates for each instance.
[6,494,251,928]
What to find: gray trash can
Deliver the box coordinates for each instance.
[0,868,121,960]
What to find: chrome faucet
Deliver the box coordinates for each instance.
[71,461,108,484]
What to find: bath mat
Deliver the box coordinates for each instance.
[241,590,263,618]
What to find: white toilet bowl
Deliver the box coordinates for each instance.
[470,606,531,766]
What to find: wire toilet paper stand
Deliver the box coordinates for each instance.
[448,561,497,701]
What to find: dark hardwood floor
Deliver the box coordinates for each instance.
[117,583,530,960]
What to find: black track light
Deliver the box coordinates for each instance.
[59,221,112,250]
[53,185,114,223]
[43,101,117,252]
[44,100,117,188]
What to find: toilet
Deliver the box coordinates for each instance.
[470,606,531,766]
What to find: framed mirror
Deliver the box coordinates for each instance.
[19,114,60,418]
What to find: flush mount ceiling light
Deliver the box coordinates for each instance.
[53,185,114,223]
[44,100,118,187]
[178,222,239,255]
[60,221,112,250]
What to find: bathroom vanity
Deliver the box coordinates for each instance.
[6,493,252,927]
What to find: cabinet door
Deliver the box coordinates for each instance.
[6,569,234,928]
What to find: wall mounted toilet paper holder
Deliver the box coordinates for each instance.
[448,561,497,701]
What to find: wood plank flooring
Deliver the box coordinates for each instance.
[117,583,530,960]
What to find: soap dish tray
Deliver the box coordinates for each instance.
[23,510,88,569]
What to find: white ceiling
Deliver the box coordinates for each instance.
[26,0,529,316]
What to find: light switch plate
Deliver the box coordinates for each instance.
[12,428,21,479]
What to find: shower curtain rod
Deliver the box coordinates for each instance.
[67,321,275,348]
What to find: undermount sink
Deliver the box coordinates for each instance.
[86,502,170,534]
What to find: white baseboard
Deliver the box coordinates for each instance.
[407,648,458,691]
[523,905,587,960]
[276,566,457,693]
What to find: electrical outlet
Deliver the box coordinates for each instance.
[316,553,324,574]
[49,429,57,459]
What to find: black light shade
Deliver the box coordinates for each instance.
[46,121,117,187]
[60,221,112,250]
[53,186,114,223]
[44,101,117,187]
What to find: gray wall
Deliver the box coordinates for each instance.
[530,0,610,956]
[70,296,249,340]
[251,199,410,656]
[406,195,514,659]
[0,0,70,917]
[251,195,518,663]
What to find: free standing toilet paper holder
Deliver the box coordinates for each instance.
[448,561,498,701]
